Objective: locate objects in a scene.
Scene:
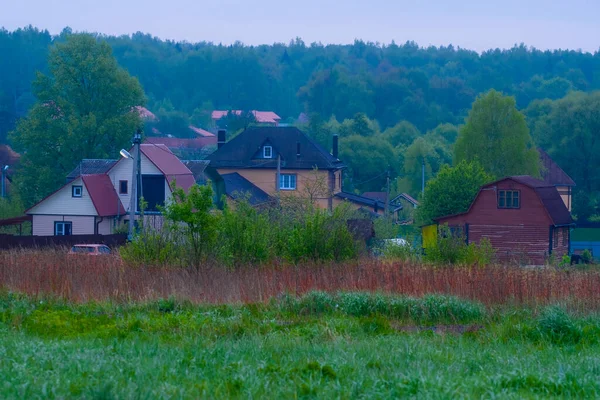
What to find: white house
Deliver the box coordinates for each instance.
[27,144,195,236]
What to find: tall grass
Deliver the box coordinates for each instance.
[3,249,600,311]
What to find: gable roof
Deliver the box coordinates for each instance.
[139,144,196,192]
[66,159,117,182]
[81,175,126,217]
[26,175,125,217]
[206,126,345,170]
[538,148,576,187]
[211,110,281,124]
[436,176,573,226]
[336,192,402,212]
[362,192,387,202]
[395,193,420,207]
[221,172,271,205]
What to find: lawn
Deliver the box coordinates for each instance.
[2,292,600,398]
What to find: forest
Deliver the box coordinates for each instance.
[1,26,600,217]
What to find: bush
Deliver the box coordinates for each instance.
[536,306,582,344]
[424,225,495,266]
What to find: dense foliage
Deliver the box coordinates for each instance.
[121,185,361,267]
[416,160,493,225]
[2,26,600,216]
[8,33,144,205]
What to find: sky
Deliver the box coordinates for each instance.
[1,0,599,52]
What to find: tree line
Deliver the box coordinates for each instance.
[2,27,600,221]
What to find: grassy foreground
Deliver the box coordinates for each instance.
[2,292,600,398]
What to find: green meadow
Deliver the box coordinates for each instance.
[2,292,600,399]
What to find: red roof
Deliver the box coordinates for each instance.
[188,126,215,137]
[139,144,196,192]
[145,137,217,148]
[211,110,281,124]
[135,106,157,121]
[82,175,126,217]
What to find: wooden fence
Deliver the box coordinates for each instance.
[0,233,128,250]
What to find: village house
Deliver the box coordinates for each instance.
[362,192,419,222]
[206,126,399,214]
[26,144,195,236]
[211,110,281,127]
[434,176,574,265]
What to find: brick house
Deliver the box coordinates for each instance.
[435,176,574,265]
[206,126,399,214]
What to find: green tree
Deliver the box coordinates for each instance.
[454,90,539,178]
[10,34,144,205]
[339,135,399,192]
[415,160,493,225]
[395,133,452,197]
[534,91,600,198]
[381,121,421,147]
[162,184,220,267]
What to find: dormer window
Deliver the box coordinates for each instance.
[263,145,273,159]
[72,185,82,198]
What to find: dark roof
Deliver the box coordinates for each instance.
[139,144,196,192]
[362,192,387,202]
[66,159,117,182]
[221,173,272,206]
[82,175,126,217]
[182,160,210,185]
[435,176,573,226]
[538,148,576,187]
[206,126,345,170]
[335,192,402,212]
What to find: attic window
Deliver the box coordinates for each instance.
[498,190,519,209]
[119,180,128,194]
[263,145,273,159]
[72,185,83,198]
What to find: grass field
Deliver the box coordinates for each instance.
[2,291,600,398]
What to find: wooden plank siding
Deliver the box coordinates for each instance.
[438,180,570,265]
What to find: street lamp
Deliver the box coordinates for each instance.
[1,165,9,198]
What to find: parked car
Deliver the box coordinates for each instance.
[68,244,112,255]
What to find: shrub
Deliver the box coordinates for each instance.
[536,306,582,344]
[424,225,495,266]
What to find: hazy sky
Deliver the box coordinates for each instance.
[2,0,599,52]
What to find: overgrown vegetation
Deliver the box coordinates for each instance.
[424,225,496,266]
[121,186,361,267]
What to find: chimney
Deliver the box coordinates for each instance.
[332,134,339,159]
[296,142,301,157]
[217,129,226,149]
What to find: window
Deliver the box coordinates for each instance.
[498,190,520,209]
[263,145,273,159]
[99,246,111,254]
[119,180,128,194]
[54,221,72,236]
[72,185,83,198]
[138,175,166,212]
[279,174,297,190]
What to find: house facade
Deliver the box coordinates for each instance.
[27,144,195,236]
[435,176,574,265]
[206,126,396,215]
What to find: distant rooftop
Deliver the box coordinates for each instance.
[211,110,281,124]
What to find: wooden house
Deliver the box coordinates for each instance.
[435,176,574,265]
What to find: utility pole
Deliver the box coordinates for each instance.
[128,130,142,240]
[276,154,281,205]
[385,169,390,218]
[1,165,8,199]
[421,159,425,195]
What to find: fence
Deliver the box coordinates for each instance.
[0,233,128,250]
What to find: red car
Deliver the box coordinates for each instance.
[68,244,112,255]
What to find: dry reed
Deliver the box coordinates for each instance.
[1,249,600,310]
